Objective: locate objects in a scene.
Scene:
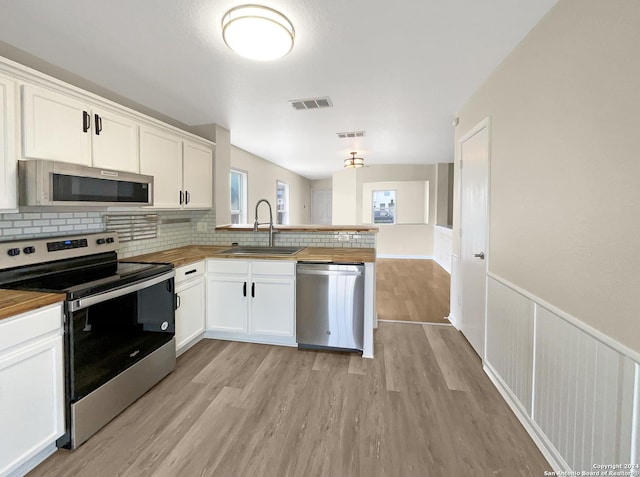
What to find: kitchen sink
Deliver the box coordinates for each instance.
[218,246,304,256]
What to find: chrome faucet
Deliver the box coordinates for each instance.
[253,199,277,247]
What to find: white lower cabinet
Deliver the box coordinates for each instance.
[174,262,206,355]
[206,259,296,346]
[0,303,64,477]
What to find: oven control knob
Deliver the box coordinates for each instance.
[161,321,169,331]
[106,237,115,244]
[7,248,20,256]
[96,238,106,245]
[23,246,36,254]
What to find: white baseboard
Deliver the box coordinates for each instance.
[447,314,459,329]
[483,362,570,473]
[203,331,297,347]
[176,333,205,357]
[376,254,434,260]
[378,319,452,326]
[8,443,57,477]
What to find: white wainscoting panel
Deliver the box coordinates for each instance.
[632,362,640,464]
[433,226,452,274]
[486,278,534,412]
[484,273,640,473]
[535,304,640,469]
[448,254,461,328]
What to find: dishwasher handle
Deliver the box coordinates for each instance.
[296,263,364,277]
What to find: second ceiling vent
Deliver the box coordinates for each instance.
[336,131,366,139]
[289,97,333,110]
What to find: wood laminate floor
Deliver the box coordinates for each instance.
[30,324,550,477]
[376,259,450,323]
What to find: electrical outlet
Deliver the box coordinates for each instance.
[196,221,207,232]
[337,232,350,242]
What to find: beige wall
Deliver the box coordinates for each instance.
[453,0,640,353]
[310,179,332,190]
[435,163,453,227]
[331,168,358,224]
[231,146,311,225]
[333,164,437,256]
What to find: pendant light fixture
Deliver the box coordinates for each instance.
[344,152,365,168]
[222,5,295,61]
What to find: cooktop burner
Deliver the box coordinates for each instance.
[10,261,172,298]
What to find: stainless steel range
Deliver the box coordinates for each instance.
[0,232,176,449]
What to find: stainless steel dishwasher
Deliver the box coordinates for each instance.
[296,262,364,352]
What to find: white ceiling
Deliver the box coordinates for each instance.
[0,0,558,180]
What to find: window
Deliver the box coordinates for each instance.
[372,190,396,224]
[276,180,289,225]
[230,169,247,224]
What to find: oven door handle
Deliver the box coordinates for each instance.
[68,270,176,312]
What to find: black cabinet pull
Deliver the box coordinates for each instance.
[185,191,191,205]
[179,190,184,205]
[185,269,197,275]
[82,111,90,132]
[243,282,247,297]
[94,114,103,135]
[251,282,255,298]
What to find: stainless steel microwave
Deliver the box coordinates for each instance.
[19,160,154,207]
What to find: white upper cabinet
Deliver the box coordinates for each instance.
[22,84,92,166]
[0,73,17,210]
[183,139,213,209]
[140,126,213,210]
[139,126,183,208]
[3,57,215,200]
[91,107,139,172]
[22,85,140,172]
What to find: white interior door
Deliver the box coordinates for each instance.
[311,189,332,224]
[459,119,489,358]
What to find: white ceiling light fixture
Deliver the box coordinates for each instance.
[222,5,295,61]
[344,152,365,168]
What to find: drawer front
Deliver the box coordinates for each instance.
[175,261,206,282]
[0,304,63,354]
[207,259,249,275]
[251,260,295,277]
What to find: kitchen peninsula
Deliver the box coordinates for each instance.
[128,244,376,359]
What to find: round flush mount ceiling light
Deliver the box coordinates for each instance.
[344,152,365,168]
[222,5,295,61]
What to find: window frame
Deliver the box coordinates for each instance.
[372,189,397,225]
[230,169,248,224]
[276,180,290,225]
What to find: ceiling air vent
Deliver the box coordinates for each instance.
[289,97,333,110]
[337,131,366,139]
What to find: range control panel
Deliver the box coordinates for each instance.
[0,233,119,270]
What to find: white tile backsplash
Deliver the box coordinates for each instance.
[0,208,376,258]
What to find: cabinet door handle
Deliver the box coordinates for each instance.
[179,190,184,205]
[175,293,181,310]
[185,191,191,205]
[185,269,197,275]
[251,282,255,298]
[82,111,91,132]
[94,114,103,135]
[243,282,247,297]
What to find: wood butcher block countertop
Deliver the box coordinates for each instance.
[127,245,376,267]
[0,289,65,321]
[0,246,374,320]
[215,224,378,232]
